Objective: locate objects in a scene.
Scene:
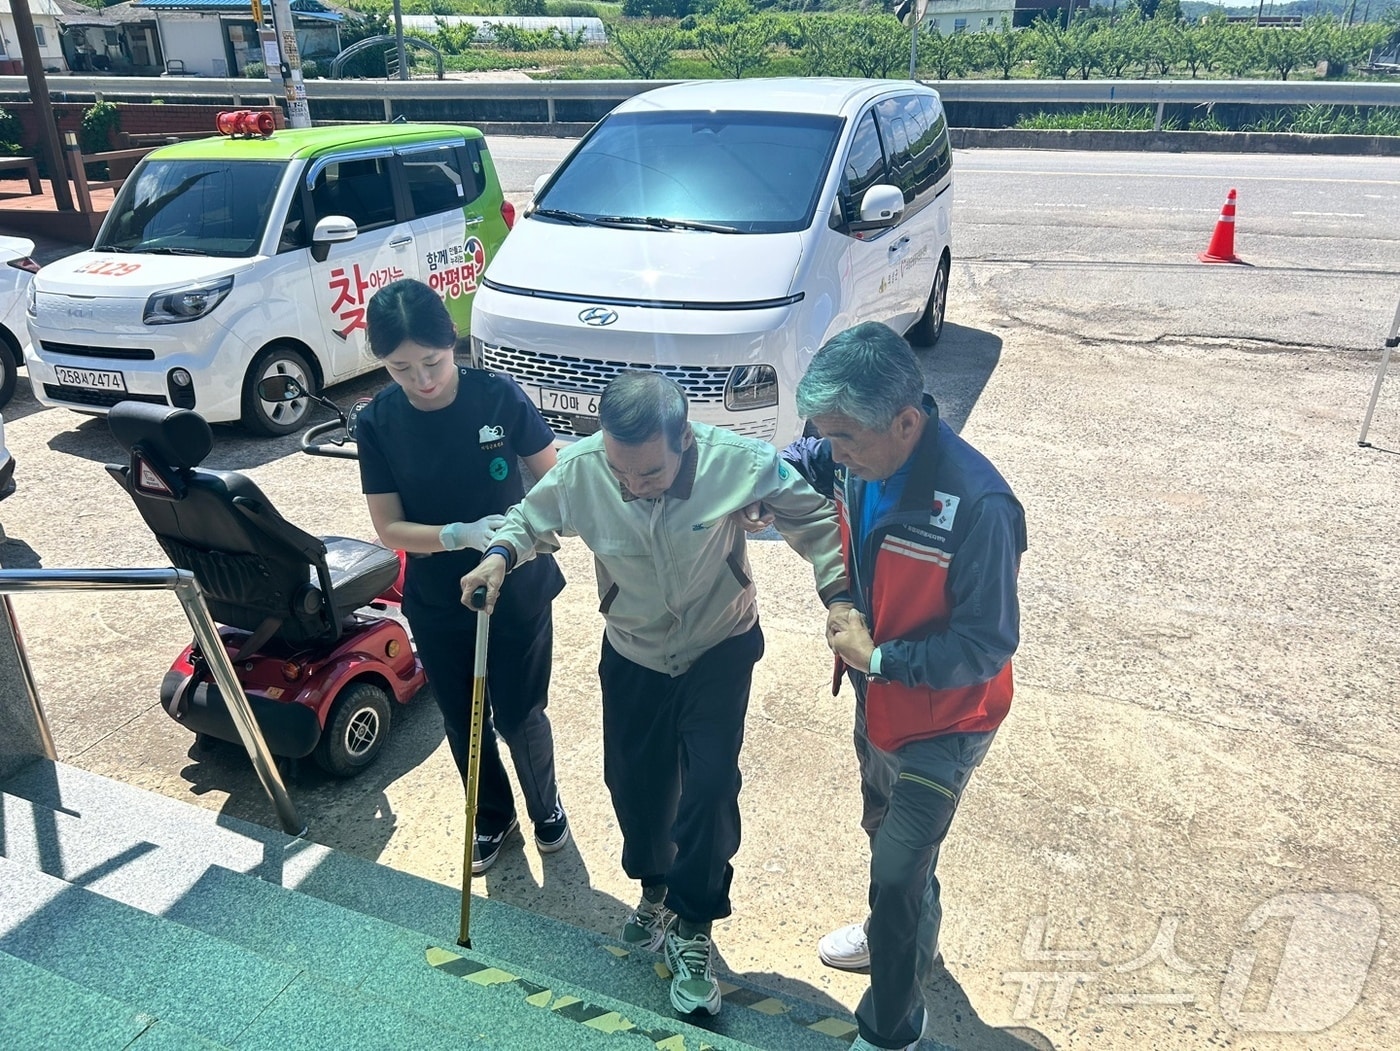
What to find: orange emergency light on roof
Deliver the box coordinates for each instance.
[215,110,275,138]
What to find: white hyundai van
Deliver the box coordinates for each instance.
[470,78,953,445]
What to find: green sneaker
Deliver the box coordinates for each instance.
[664,929,721,1017]
[621,893,675,952]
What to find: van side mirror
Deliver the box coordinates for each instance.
[311,214,358,263]
[853,185,905,232]
[531,173,549,199]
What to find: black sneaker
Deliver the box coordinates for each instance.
[534,803,571,853]
[471,816,519,875]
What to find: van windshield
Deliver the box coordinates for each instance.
[536,111,842,235]
[96,159,286,257]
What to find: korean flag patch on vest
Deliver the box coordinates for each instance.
[931,491,960,531]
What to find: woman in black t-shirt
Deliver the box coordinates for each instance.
[357,278,568,875]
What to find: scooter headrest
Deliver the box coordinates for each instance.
[108,402,214,470]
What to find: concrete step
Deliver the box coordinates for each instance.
[0,853,299,1047]
[2,758,863,1050]
[0,855,601,1050]
[0,788,761,1051]
[0,947,230,1051]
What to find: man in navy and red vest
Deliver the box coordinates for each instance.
[784,321,1026,1051]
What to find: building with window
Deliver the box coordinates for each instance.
[0,0,68,72]
[125,0,343,78]
[923,0,1015,35]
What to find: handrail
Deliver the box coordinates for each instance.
[7,74,1399,109]
[0,568,306,837]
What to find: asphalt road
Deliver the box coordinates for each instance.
[4,146,1399,1051]
[487,138,1400,353]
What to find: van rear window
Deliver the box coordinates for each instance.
[97,160,285,258]
[537,111,842,235]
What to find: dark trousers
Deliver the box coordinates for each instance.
[598,622,764,925]
[411,606,559,834]
[853,684,996,1048]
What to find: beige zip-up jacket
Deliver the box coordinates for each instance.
[492,422,847,677]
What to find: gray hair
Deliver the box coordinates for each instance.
[598,371,689,452]
[795,322,926,431]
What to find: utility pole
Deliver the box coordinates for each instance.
[269,0,311,128]
[10,0,73,209]
[393,0,409,81]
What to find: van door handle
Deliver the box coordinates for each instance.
[888,237,910,253]
[463,216,485,227]
[389,237,412,248]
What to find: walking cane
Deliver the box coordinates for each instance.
[457,584,490,949]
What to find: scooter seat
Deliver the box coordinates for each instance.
[321,536,401,617]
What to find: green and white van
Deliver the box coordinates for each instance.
[27,121,513,435]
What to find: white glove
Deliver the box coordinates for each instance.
[440,514,506,553]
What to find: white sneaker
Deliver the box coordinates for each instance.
[849,1038,918,1051]
[818,922,870,970]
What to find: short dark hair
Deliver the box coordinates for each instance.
[365,278,456,359]
[795,321,926,430]
[598,371,689,452]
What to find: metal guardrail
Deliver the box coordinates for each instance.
[0,568,306,837]
[5,75,1398,111]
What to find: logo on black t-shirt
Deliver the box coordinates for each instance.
[479,424,505,451]
[489,457,509,482]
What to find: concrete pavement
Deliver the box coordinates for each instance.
[1,158,1397,1050]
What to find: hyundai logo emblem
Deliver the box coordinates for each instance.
[579,307,619,327]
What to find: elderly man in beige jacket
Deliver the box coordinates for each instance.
[460,370,847,1020]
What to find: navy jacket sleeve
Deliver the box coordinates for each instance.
[781,436,837,498]
[880,492,1024,690]
[356,407,396,495]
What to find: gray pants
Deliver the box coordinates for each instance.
[853,688,996,1049]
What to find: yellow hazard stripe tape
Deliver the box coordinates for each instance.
[642,948,857,1041]
[429,941,860,1047]
[428,946,715,1049]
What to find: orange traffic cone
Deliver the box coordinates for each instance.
[1199,188,1244,264]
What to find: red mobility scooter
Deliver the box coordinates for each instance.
[106,394,424,777]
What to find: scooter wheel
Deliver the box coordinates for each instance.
[313,681,392,778]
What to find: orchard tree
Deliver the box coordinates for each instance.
[1031,15,1075,78]
[605,20,681,78]
[980,18,1027,80]
[1255,25,1309,80]
[1214,22,1260,78]
[698,0,776,78]
[1093,16,1143,78]
[797,15,859,77]
[1142,18,1184,75]
[1177,23,1220,78]
[1065,15,1100,79]
[844,14,908,78]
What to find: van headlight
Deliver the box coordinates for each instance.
[144,275,234,325]
[25,280,36,317]
[725,365,779,411]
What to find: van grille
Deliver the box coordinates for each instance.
[43,385,167,409]
[40,341,156,361]
[483,344,732,405]
[726,418,778,442]
[541,411,601,438]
